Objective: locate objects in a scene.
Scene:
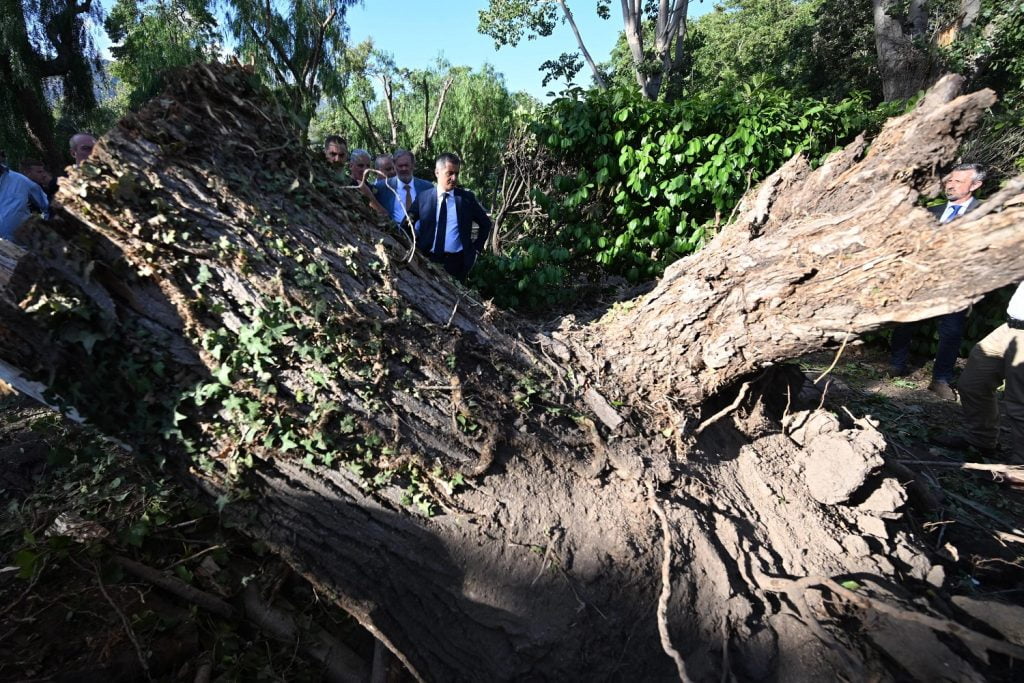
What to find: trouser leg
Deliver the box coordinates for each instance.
[959,324,1009,451]
[889,323,916,371]
[933,309,968,383]
[1002,329,1024,463]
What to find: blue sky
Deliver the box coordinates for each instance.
[346,1,710,99]
[92,1,712,99]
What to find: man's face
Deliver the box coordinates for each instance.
[394,155,414,184]
[71,135,96,164]
[943,169,981,203]
[435,161,460,192]
[376,157,396,178]
[24,165,51,187]
[350,155,370,182]
[325,142,348,166]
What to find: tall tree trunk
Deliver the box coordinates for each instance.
[872,0,937,101]
[556,0,608,89]
[2,65,1024,680]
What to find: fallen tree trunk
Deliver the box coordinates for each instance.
[2,64,1024,680]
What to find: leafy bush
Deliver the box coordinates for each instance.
[473,83,880,311]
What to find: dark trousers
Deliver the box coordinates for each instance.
[430,251,470,281]
[889,309,968,383]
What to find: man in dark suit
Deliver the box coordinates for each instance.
[407,153,491,281]
[374,149,434,234]
[889,163,986,400]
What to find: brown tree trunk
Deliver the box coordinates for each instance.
[872,0,937,101]
[2,65,1023,681]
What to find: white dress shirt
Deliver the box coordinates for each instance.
[435,189,460,253]
[1008,282,1024,320]
[392,179,418,223]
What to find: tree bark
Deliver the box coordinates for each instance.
[872,0,937,101]
[2,64,1023,681]
[556,0,608,89]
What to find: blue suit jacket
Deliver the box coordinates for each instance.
[409,187,492,266]
[373,177,434,221]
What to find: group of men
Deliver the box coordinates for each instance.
[322,135,492,281]
[0,133,96,240]
[887,162,1023,463]
[2,132,1020,461]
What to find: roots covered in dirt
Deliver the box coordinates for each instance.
[1,63,1023,680]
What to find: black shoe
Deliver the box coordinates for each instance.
[928,380,957,401]
[887,365,912,378]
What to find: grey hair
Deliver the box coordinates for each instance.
[434,152,462,169]
[350,149,372,163]
[952,163,987,184]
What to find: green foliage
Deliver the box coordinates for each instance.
[473,83,875,311]
[225,0,359,134]
[477,0,559,48]
[688,0,824,94]
[105,0,219,109]
[0,0,105,167]
[314,46,531,197]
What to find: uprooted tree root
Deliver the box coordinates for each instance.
[1,62,1024,680]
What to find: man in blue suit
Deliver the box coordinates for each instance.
[407,153,492,281]
[889,163,986,400]
[374,149,434,234]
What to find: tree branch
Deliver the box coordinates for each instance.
[556,0,607,88]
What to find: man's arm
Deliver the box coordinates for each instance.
[27,177,49,219]
[468,191,492,252]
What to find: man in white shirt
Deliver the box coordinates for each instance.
[889,163,986,400]
[374,150,434,234]
[943,283,1024,463]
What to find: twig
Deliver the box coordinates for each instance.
[941,489,1024,535]
[113,555,235,619]
[695,380,753,435]
[812,331,851,384]
[531,540,556,587]
[165,543,225,571]
[647,482,691,683]
[92,559,151,680]
[760,572,1024,662]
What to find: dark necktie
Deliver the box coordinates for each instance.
[433,192,449,254]
[403,184,412,211]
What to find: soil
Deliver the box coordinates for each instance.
[0,393,380,682]
[2,340,1021,681]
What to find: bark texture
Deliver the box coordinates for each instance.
[1,64,1023,681]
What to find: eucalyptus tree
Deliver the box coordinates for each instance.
[0,0,103,168]
[478,0,690,101]
[105,0,220,109]
[224,0,359,136]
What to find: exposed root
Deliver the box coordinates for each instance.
[759,572,1024,663]
[812,331,851,384]
[647,482,692,683]
[694,377,755,436]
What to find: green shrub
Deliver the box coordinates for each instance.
[472,83,880,312]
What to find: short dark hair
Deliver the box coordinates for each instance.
[393,149,414,164]
[324,135,347,148]
[435,152,462,169]
[951,162,987,184]
[20,159,45,171]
